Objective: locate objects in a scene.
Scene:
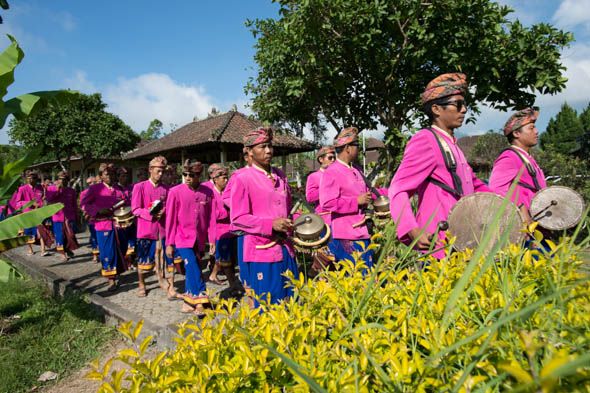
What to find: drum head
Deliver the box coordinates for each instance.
[530,186,585,231]
[447,193,525,252]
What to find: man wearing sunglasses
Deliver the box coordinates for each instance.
[489,108,546,224]
[388,73,490,259]
[165,160,215,316]
[131,156,169,298]
[306,145,336,224]
[222,147,251,288]
[319,127,374,271]
[230,127,298,307]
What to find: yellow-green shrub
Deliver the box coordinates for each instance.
[90,226,590,392]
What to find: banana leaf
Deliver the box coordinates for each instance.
[0,235,28,252]
[0,203,63,240]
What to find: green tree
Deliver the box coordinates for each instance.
[8,93,140,174]
[535,146,590,202]
[540,103,584,154]
[138,118,163,141]
[578,102,590,161]
[246,0,572,169]
[470,130,508,174]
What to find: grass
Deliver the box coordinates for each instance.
[0,279,114,393]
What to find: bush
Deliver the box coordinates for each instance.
[91,223,590,392]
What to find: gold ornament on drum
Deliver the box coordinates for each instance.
[113,204,135,229]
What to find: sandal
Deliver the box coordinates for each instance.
[107,281,119,292]
[41,251,52,257]
[180,304,195,314]
[137,287,147,297]
[208,277,224,285]
[193,305,207,318]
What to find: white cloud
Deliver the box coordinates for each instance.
[64,70,97,93]
[53,11,77,32]
[553,0,590,29]
[103,73,214,132]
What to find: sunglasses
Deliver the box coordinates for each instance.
[348,143,360,147]
[182,172,198,178]
[439,100,466,111]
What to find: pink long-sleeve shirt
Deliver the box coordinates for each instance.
[165,182,215,250]
[319,160,370,240]
[80,183,128,231]
[230,165,294,263]
[488,147,546,210]
[222,167,249,208]
[388,127,490,250]
[212,184,231,241]
[131,180,167,240]
[306,169,332,226]
[13,184,44,213]
[46,185,77,222]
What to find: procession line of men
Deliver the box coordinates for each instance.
[12,72,547,311]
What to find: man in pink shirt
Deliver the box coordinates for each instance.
[13,170,47,255]
[201,163,222,283]
[223,148,251,286]
[320,128,374,270]
[306,145,335,225]
[131,156,169,298]
[80,176,99,262]
[46,171,79,261]
[209,164,238,287]
[165,160,215,316]
[117,167,136,266]
[489,108,546,223]
[388,73,490,258]
[80,163,129,290]
[230,127,298,306]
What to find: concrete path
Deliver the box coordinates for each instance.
[2,233,230,349]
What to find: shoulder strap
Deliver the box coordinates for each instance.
[503,147,541,191]
[426,128,464,197]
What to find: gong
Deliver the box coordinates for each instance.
[447,192,525,252]
[530,186,585,231]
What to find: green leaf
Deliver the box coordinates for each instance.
[0,203,63,240]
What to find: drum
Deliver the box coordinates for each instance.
[113,206,135,229]
[292,213,331,253]
[447,193,525,252]
[530,186,585,231]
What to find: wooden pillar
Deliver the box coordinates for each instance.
[282,154,287,173]
[181,149,186,165]
[220,145,227,164]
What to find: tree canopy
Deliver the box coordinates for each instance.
[138,118,163,142]
[540,102,585,155]
[8,93,140,169]
[246,0,572,166]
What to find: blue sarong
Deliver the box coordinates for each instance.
[177,248,207,305]
[327,238,374,272]
[215,237,233,266]
[136,238,156,271]
[244,246,299,306]
[97,229,126,277]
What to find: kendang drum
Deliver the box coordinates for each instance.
[530,186,585,231]
[292,213,331,253]
[447,192,525,252]
[113,205,135,229]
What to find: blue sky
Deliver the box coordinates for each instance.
[1,0,589,144]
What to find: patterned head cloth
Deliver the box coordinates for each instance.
[116,167,129,176]
[182,159,204,175]
[24,169,39,178]
[98,163,116,174]
[421,73,468,105]
[57,170,70,179]
[210,164,228,179]
[316,145,335,159]
[503,108,539,136]
[333,127,360,148]
[208,163,222,177]
[149,155,167,168]
[243,127,273,147]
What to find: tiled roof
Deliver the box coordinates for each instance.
[124,111,316,159]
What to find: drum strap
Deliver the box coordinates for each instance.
[426,128,464,198]
[503,147,541,192]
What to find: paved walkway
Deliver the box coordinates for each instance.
[2,233,229,349]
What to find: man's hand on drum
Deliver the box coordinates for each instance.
[409,227,432,250]
[165,245,175,259]
[272,217,293,233]
[357,192,372,207]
